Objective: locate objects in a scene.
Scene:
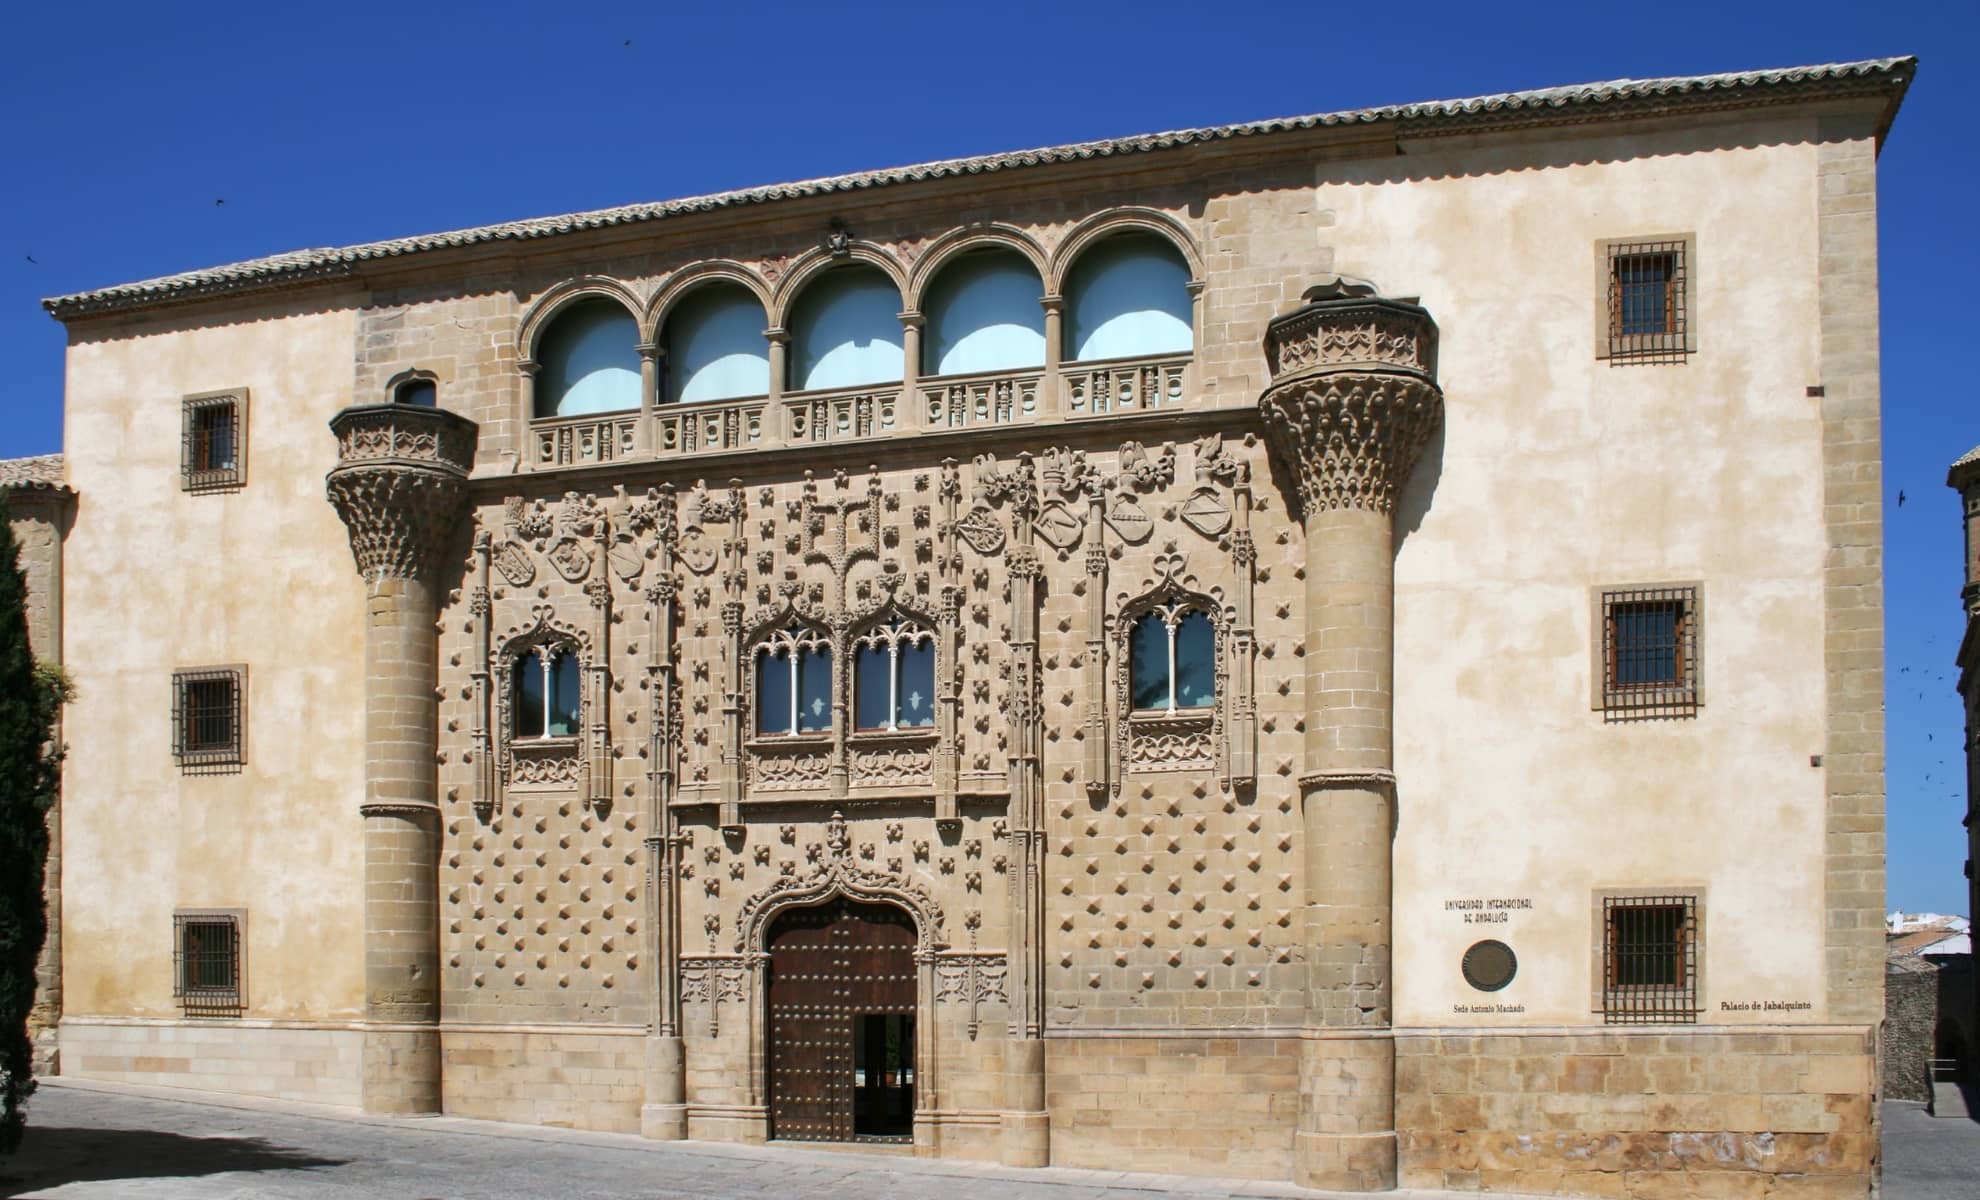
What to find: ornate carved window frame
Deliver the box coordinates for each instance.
[849,609,938,735]
[494,614,591,792]
[748,616,835,742]
[1114,581,1225,783]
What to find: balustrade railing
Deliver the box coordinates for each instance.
[780,385,901,445]
[1063,353,1191,418]
[522,353,1197,472]
[654,397,769,455]
[532,411,641,469]
[921,369,1042,430]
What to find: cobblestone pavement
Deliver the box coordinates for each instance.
[0,1081,1494,1200]
[5,1083,1971,1199]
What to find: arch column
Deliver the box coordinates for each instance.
[1257,281,1442,1192]
[325,404,478,1115]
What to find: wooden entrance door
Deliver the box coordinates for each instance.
[766,897,916,1142]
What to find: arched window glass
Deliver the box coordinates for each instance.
[789,266,903,391]
[664,283,770,404]
[1128,604,1216,713]
[536,299,642,417]
[853,616,935,731]
[922,250,1045,376]
[395,379,437,406]
[756,626,832,736]
[514,648,581,738]
[1065,234,1193,362]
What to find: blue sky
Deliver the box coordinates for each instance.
[3,2,1975,913]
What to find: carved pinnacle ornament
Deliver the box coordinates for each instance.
[325,404,478,582]
[1257,286,1444,516]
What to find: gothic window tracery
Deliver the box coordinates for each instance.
[513,646,581,739]
[853,615,936,732]
[755,623,833,736]
[1128,603,1215,713]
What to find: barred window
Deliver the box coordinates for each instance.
[1598,584,1699,720]
[173,666,245,768]
[182,390,247,491]
[174,911,243,1016]
[1602,895,1698,1024]
[1602,239,1692,364]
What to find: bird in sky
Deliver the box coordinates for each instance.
[1898,490,1907,507]
[215,198,226,207]
[24,255,36,264]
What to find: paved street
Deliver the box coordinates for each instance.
[0,1081,1470,1199]
[1,1082,1975,1199]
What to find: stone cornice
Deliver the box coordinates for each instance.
[43,58,1912,322]
[326,406,478,583]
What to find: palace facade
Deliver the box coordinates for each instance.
[29,57,1910,1197]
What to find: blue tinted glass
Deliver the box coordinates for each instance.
[898,640,934,728]
[854,645,892,730]
[757,648,792,735]
[1618,255,1671,336]
[548,651,581,736]
[1613,605,1681,685]
[1129,613,1170,710]
[397,380,437,407]
[798,647,833,733]
[1174,611,1215,708]
[515,655,545,737]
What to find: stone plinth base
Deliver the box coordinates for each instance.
[362,1027,441,1115]
[999,1109,1049,1166]
[1395,1028,1877,1198]
[1295,1130,1398,1192]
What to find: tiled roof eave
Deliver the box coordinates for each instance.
[0,454,70,495]
[42,56,1914,323]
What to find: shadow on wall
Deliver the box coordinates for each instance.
[0,1125,345,1197]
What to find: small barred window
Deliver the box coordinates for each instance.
[182,390,246,491]
[174,911,243,1016]
[1602,895,1698,1024]
[1599,585,1699,720]
[172,666,245,769]
[1605,240,1690,364]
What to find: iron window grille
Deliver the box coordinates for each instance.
[181,390,247,491]
[174,911,243,1016]
[172,666,245,769]
[1600,585,1699,721]
[1606,240,1690,364]
[1602,895,1698,1024]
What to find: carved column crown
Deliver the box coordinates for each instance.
[325,404,479,581]
[1257,276,1445,516]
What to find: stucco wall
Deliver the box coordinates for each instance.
[59,298,370,1024]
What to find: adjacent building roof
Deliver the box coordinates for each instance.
[1951,443,1980,489]
[43,56,1913,322]
[0,454,68,494]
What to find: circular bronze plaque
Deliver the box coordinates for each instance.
[1462,940,1517,992]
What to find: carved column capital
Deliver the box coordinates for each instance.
[1257,292,1444,517]
[325,405,479,582]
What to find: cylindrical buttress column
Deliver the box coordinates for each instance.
[1259,282,1442,1192]
[326,404,478,1117]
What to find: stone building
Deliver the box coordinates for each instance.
[1952,443,1980,1087]
[33,58,1910,1197]
[1,453,74,1077]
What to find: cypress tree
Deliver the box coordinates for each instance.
[0,496,66,1155]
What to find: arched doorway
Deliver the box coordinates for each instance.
[766,897,916,1142]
